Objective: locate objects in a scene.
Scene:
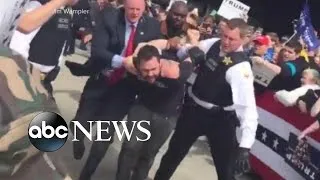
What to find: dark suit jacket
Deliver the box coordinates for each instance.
[90,7,162,72]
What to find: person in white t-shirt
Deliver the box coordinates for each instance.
[10,0,69,73]
[274,68,320,107]
[10,1,42,60]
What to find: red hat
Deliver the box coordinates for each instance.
[254,36,270,46]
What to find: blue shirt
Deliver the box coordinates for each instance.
[111,18,138,68]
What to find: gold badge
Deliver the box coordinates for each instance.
[222,57,233,65]
[40,73,46,81]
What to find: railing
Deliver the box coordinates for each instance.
[250,91,320,180]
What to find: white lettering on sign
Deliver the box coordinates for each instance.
[217,0,250,20]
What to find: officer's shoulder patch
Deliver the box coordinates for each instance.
[240,66,252,79]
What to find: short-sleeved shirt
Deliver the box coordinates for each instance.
[9,1,42,59]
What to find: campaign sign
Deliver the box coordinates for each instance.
[252,63,277,87]
[285,133,320,180]
[217,0,250,20]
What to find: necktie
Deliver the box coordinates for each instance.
[106,24,136,85]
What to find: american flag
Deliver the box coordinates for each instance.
[250,91,320,180]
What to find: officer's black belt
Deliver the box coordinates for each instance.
[187,86,234,111]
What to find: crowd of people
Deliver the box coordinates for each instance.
[1,0,320,179]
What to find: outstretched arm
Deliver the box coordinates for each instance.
[298,121,320,140]
[17,0,78,33]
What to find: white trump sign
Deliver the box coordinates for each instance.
[217,0,250,20]
[252,63,277,87]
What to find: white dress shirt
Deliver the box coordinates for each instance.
[181,38,259,149]
[111,19,138,68]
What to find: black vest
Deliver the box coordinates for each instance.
[192,41,249,107]
[28,4,71,66]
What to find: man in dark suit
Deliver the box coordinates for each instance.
[67,0,162,179]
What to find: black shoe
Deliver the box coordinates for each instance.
[49,95,56,103]
[73,140,85,160]
[65,61,91,76]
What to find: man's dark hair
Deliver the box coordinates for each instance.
[280,35,290,44]
[266,32,279,44]
[286,40,303,54]
[152,0,170,10]
[136,45,161,66]
[226,18,249,38]
[216,15,227,24]
[203,15,215,25]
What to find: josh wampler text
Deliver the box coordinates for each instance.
[55,8,90,15]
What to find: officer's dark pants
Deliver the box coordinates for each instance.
[154,100,238,180]
[71,76,136,180]
[116,103,177,180]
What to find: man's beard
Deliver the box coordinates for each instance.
[142,73,160,83]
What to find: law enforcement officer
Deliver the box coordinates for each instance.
[154,18,259,180]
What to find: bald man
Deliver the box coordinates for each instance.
[161,1,188,38]
[69,0,162,179]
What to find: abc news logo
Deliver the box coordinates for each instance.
[28,112,151,152]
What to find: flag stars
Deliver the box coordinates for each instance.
[273,138,279,149]
[262,131,267,142]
